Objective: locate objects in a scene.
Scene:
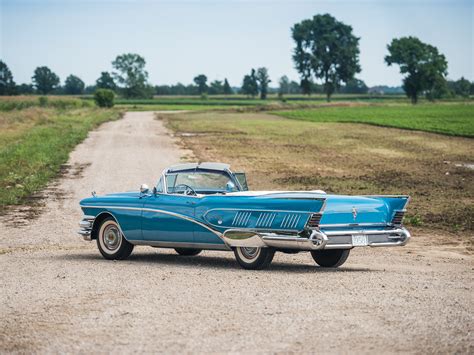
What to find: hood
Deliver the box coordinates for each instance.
[80,191,141,206]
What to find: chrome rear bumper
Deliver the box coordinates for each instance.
[222,227,411,250]
[78,215,95,241]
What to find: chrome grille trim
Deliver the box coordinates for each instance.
[306,213,322,229]
[232,211,252,227]
[280,214,301,229]
[391,210,405,226]
[256,212,276,228]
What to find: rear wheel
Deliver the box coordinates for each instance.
[311,249,350,268]
[96,217,134,260]
[175,248,202,256]
[233,247,275,270]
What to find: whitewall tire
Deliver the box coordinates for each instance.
[233,247,275,270]
[96,217,134,260]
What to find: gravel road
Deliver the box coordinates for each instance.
[1,111,472,353]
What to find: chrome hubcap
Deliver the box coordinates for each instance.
[240,247,259,260]
[103,225,120,251]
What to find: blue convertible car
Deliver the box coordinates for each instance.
[78,162,411,269]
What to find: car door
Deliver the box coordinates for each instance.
[141,193,196,243]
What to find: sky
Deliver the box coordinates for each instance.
[1,0,473,87]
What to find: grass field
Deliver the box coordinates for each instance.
[0,106,122,208]
[113,95,422,112]
[1,94,473,236]
[275,103,474,137]
[163,111,474,237]
[0,95,93,111]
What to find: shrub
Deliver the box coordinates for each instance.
[38,96,49,107]
[94,89,115,108]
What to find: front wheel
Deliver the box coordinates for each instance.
[175,248,202,256]
[233,247,275,270]
[310,249,350,268]
[96,217,134,260]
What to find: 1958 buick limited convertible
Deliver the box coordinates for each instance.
[78,162,411,270]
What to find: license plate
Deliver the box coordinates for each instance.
[352,234,368,246]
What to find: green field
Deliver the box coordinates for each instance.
[164,110,474,234]
[1,95,473,212]
[274,103,474,137]
[0,104,122,208]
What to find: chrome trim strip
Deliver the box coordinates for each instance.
[204,207,319,215]
[80,205,223,237]
[131,240,230,250]
[319,222,389,228]
[361,195,410,198]
[323,228,407,236]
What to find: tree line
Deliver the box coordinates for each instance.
[1,13,473,103]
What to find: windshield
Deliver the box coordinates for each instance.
[166,170,239,194]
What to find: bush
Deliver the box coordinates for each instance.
[94,89,115,108]
[38,96,49,107]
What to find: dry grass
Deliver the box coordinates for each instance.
[163,111,474,240]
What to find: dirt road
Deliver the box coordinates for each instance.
[1,112,472,353]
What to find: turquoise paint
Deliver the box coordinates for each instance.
[79,171,409,245]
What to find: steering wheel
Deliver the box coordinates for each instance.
[174,184,197,196]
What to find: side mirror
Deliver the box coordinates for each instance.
[140,183,150,194]
[226,181,236,192]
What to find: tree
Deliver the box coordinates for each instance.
[300,78,312,95]
[292,14,361,101]
[223,78,233,95]
[209,80,223,95]
[279,75,290,95]
[289,80,301,94]
[470,81,474,95]
[452,77,471,98]
[256,67,271,99]
[64,74,85,95]
[32,66,60,94]
[84,85,97,95]
[112,53,149,98]
[341,78,368,94]
[16,83,34,94]
[193,74,208,94]
[240,69,259,97]
[241,75,253,97]
[426,77,451,101]
[385,36,448,104]
[0,60,16,95]
[96,71,117,91]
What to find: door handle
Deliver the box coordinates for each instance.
[186,201,196,205]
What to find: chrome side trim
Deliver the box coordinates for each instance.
[130,240,230,251]
[361,195,410,198]
[80,205,223,237]
[323,228,408,236]
[203,208,315,232]
[319,222,389,228]
[204,207,320,216]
